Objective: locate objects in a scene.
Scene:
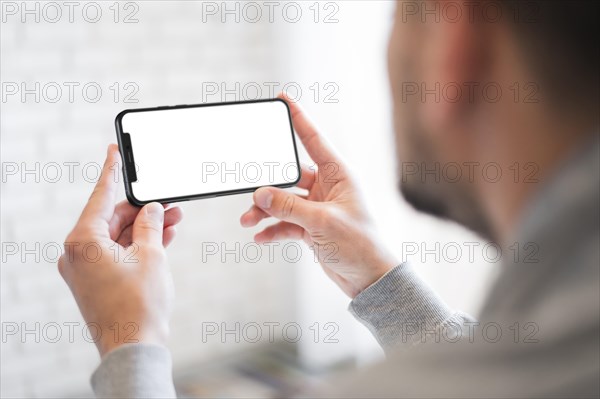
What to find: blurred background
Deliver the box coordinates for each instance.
[1,1,496,397]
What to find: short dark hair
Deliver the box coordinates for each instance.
[502,1,599,108]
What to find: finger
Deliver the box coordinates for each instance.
[241,191,308,227]
[253,186,319,229]
[108,201,140,238]
[115,224,133,247]
[240,205,270,227]
[79,144,121,226]
[110,203,183,240]
[117,207,182,246]
[297,163,316,190]
[254,221,305,243]
[278,92,340,166]
[117,221,178,248]
[164,206,184,228]
[132,202,165,246]
[163,226,177,248]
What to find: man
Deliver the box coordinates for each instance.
[59,1,599,397]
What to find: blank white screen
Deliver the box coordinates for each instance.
[120,100,299,202]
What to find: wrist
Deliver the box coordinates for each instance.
[96,322,170,358]
[355,260,397,297]
[360,225,399,292]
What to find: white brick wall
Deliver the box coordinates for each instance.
[2,1,496,396]
[0,2,312,396]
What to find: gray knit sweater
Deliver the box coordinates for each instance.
[91,134,600,398]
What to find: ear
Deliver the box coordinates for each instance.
[418,3,485,137]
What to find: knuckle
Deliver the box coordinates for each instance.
[65,227,93,245]
[57,256,66,277]
[64,228,79,245]
[63,235,75,247]
[63,229,100,262]
[137,219,162,233]
[280,195,296,219]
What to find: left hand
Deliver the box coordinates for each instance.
[58,144,184,357]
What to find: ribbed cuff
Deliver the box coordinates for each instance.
[91,343,176,398]
[348,263,455,352]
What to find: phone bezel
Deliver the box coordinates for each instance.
[115,98,302,206]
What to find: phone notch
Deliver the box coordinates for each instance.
[121,132,138,183]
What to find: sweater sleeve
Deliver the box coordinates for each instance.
[91,343,176,398]
[90,263,473,397]
[349,263,475,353]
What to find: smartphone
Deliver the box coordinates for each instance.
[115,99,301,206]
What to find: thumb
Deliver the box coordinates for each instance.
[253,187,318,229]
[132,202,165,246]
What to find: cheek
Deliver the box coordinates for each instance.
[388,34,419,162]
[387,25,405,105]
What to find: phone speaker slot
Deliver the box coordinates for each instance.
[121,133,138,183]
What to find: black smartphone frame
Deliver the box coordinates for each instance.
[115,98,301,206]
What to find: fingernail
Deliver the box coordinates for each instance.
[146,202,164,222]
[240,212,250,227]
[255,189,273,209]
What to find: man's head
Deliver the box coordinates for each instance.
[388,1,599,240]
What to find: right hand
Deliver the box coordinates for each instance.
[240,94,398,298]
